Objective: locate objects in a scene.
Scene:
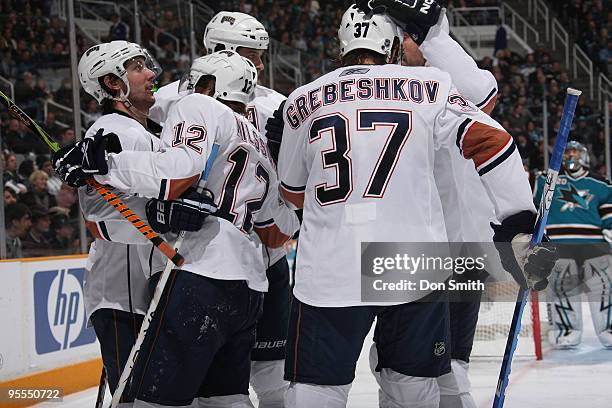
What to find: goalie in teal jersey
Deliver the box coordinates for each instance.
[534,141,612,349]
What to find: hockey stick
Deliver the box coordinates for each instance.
[0,90,184,266]
[492,88,581,408]
[110,143,221,408]
[94,367,107,408]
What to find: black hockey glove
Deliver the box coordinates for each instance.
[265,100,286,165]
[52,128,122,188]
[492,210,558,291]
[80,128,121,174]
[355,0,443,45]
[146,187,217,234]
[52,143,88,187]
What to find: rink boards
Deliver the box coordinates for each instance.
[0,255,101,405]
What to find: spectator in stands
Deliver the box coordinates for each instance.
[33,78,50,100]
[43,112,62,139]
[21,169,56,209]
[53,78,73,106]
[4,187,17,205]
[84,99,102,126]
[22,204,51,256]
[4,202,31,259]
[13,71,36,116]
[3,152,27,194]
[107,13,129,41]
[60,128,75,146]
[526,120,542,143]
[0,50,17,78]
[48,208,77,253]
[18,158,35,182]
[494,18,507,56]
[36,154,61,197]
[55,183,79,218]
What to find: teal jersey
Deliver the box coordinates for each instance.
[533,169,612,242]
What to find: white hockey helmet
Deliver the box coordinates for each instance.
[203,11,269,54]
[338,5,402,62]
[564,141,590,171]
[179,50,258,105]
[78,41,162,103]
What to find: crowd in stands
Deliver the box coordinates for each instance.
[0,0,610,258]
[553,0,612,75]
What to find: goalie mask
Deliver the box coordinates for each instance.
[179,50,258,105]
[78,41,162,104]
[338,4,402,63]
[563,141,590,172]
[204,11,269,54]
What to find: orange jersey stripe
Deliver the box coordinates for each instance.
[254,224,292,248]
[168,174,200,200]
[280,187,305,209]
[462,121,512,168]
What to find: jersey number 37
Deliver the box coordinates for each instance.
[310,109,412,206]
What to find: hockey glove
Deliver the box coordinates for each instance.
[52,128,122,188]
[355,0,443,45]
[52,143,88,187]
[492,210,558,291]
[265,100,286,165]
[146,187,217,234]
[80,128,121,174]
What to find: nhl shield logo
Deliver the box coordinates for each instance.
[434,341,446,357]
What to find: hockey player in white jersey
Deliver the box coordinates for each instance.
[51,40,165,407]
[202,12,292,408]
[271,5,556,408]
[58,50,298,408]
[150,26,292,402]
[354,1,502,407]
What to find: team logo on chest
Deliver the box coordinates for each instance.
[557,184,593,211]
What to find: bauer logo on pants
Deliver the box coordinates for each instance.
[33,268,96,355]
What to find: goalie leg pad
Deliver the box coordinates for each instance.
[250,360,288,408]
[547,258,584,348]
[437,360,477,408]
[195,395,254,408]
[584,255,612,348]
[284,382,350,408]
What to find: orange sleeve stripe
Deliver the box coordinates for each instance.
[167,175,200,200]
[481,94,497,115]
[254,224,292,248]
[280,187,305,209]
[462,121,513,168]
[85,221,103,240]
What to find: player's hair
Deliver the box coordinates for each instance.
[220,99,246,115]
[341,49,387,66]
[194,74,247,115]
[98,74,121,113]
[340,34,400,67]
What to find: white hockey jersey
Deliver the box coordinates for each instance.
[95,94,299,292]
[149,80,291,268]
[277,64,536,307]
[422,13,500,243]
[84,240,150,322]
[247,84,288,267]
[79,112,163,320]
